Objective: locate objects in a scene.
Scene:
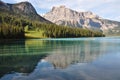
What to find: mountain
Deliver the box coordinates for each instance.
[0,1,51,23]
[44,5,120,35]
[0,1,104,39]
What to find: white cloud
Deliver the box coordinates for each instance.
[6,0,120,21]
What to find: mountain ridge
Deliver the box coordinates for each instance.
[44,5,120,35]
[0,1,105,39]
[0,1,51,23]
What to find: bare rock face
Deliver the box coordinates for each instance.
[12,1,37,15]
[11,2,51,23]
[0,1,51,23]
[44,6,120,35]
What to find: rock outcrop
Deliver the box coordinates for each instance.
[44,6,120,35]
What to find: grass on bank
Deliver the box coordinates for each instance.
[25,30,47,39]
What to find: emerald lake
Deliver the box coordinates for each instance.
[0,37,120,80]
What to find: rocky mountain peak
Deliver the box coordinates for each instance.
[52,5,66,11]
[44,5,101,27]
[48,5,99,19]
[0,1,9,10]
[0,1,51,23]
[44,6,120,35]
[13,1,37,15]
[59,5,66,8]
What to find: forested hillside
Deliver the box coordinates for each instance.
[0,12,105,39]
[0,12,25,39]
[0,1,105,39]
[30,23,105,38]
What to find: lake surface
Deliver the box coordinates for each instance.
[0,37,120,80]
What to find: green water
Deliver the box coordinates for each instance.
[0,37,120,80]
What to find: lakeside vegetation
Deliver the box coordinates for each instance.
[0,12,105,39]
[26,22,105,38]
[0,12,25,39]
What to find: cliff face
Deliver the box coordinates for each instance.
[44,6,120,35]
[11,2,37,15]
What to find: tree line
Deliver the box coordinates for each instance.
[30,22,105,38]
[0,12,105,39]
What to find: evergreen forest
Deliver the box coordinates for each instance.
[0,12,105,39]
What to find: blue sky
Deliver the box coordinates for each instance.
[3,0,120,21]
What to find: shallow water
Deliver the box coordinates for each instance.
[0,37,120,80]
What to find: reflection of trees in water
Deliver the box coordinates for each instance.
[45,40,107,68]
[25,40,83,54]
[0,54,47,77]
[0,40,25,55]
[25,39,108,69]
[25,40,47,53]
[0,39,108,77]
[0,40,48,77]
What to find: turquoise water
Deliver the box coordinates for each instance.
[0,37,120,80]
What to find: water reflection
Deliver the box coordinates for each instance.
[0,40,25,56]
[24,39,109,68]
[3,52,120,80]
[44,40,108,68]
[0,54,47,77]
[0,40,48,77]
[0,37,120,80]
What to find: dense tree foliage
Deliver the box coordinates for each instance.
[30,22,105,38]
[42,25,104,38]
[0,13,25,39]
[0,12,105,39]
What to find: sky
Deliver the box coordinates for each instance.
[2,0,120,21]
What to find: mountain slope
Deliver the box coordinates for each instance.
[44,6,120,35]
[0,1,51,23]
[0,1,104,39]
